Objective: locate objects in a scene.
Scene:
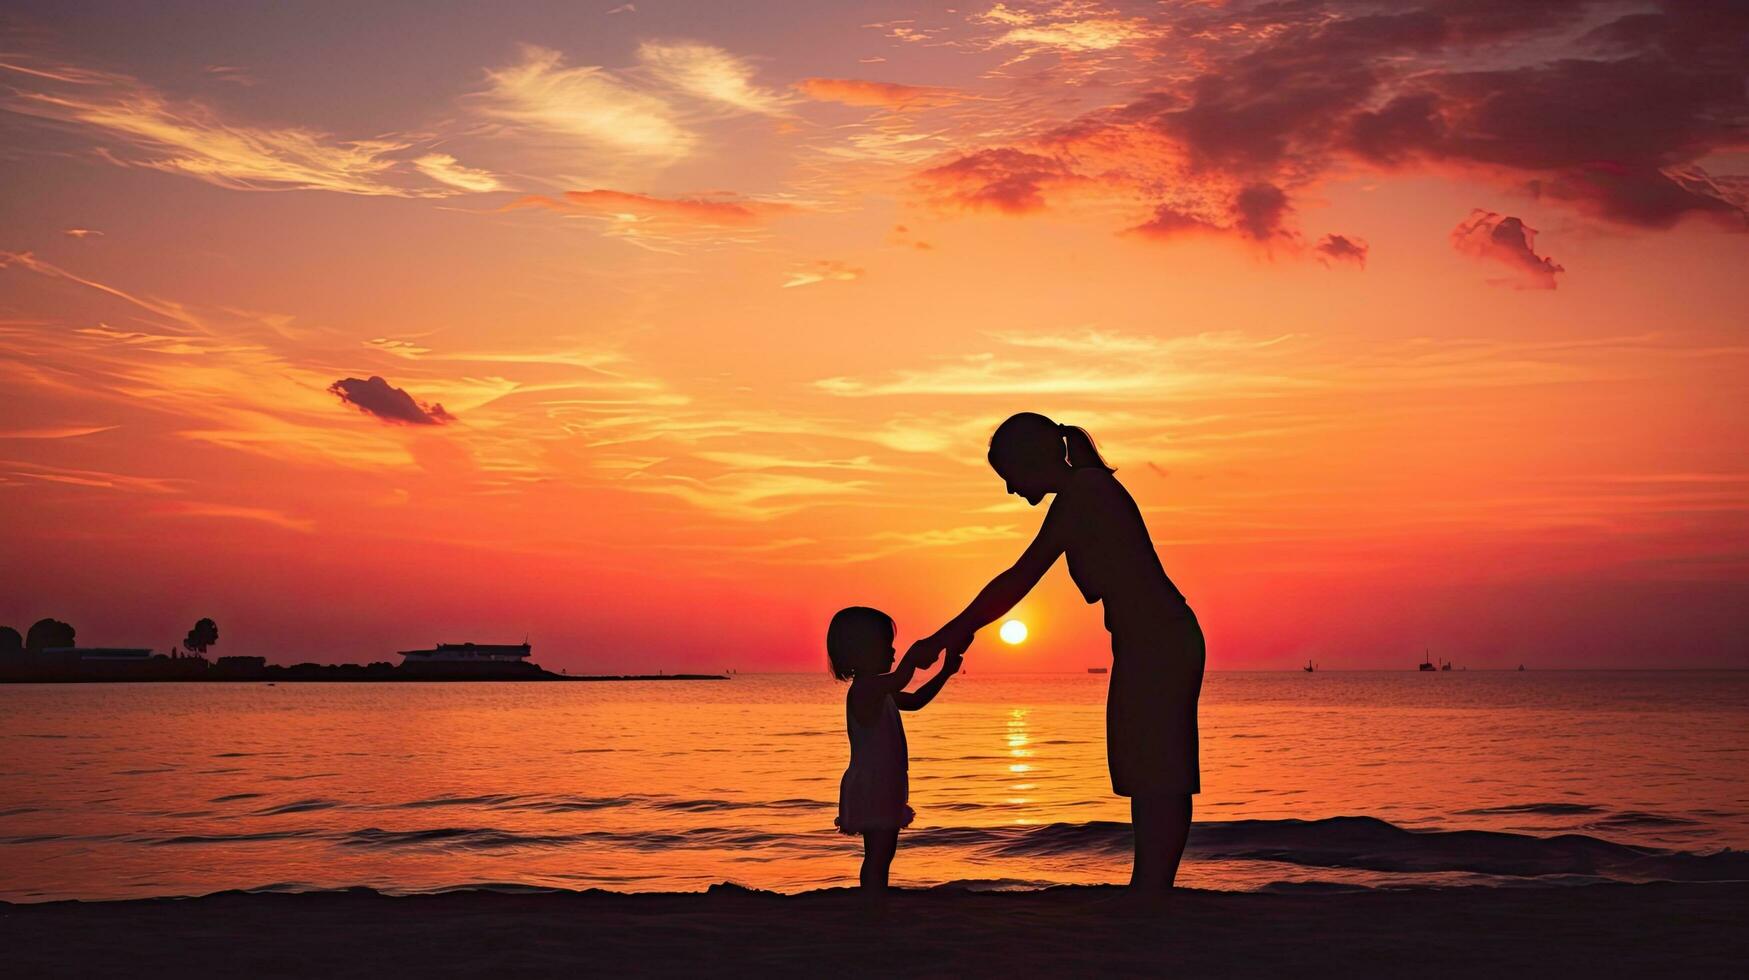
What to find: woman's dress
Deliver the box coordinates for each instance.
[1050,467,1205,797]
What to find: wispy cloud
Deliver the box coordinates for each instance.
[2,460,181,494]
[0,59,467,197]
[692,451,890,473]
[637,41,790,115]
[624,469,875,521]
[412,153,504,193]
[783,260,862,288]
[165,502,315,533]
[796,77,962,108]
[832,523,1018,563]
[0,424,118,439]
[508,189,795,226]
[812,327,1703,406]
[472,45,695,161]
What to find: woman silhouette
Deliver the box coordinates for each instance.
[915,412,1205,890]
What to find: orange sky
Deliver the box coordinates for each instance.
[2,1,1745,670]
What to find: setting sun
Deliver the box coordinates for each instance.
[999,620,1028,645]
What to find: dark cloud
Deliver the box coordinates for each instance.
[915,148,1080,214]
[1126,183,1293,244]
[923,0,1748,262]
[1585,1,1749,72]
[1314,234,1369,268]
[1349,53,1749,229]
[1128,204,1224,239]
[1451,211,1563,289]
[329,376,454,425]
[1232,183,1292,241]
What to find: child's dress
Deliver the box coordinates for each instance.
[835,691,915,834]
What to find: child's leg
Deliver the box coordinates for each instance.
[860,829,899,889]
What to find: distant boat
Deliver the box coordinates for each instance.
[1087,667,1108,674]
[1418,649,1436,672]
[1440,658,1453,672]
[1303,659,1316,673]
[1518,664,1526,671]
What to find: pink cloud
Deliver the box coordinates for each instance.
[1451,211,1563,289]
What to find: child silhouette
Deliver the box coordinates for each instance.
[827,606,965,890]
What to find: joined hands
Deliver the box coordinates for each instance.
[904,629,973,672]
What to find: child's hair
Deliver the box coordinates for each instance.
[827,606,896,681]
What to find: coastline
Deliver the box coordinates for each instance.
[3,881,1743,977]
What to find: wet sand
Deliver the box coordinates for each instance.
[3,881,1744,977]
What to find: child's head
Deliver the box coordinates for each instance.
[827,606,896,681]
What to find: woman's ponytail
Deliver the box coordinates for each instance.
[1059,424,1113,472]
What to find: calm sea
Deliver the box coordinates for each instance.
[2,672,1746,902]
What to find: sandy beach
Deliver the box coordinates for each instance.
[4,881,1744,977]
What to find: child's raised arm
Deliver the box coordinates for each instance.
[849,639,942,723]
[894,642,965,711]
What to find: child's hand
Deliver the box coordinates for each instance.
[943,647,965,676]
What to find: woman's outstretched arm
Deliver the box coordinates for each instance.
[935,501,1067,645]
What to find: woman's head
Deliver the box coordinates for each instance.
[827,606,897,681]
[987,412,1111,504]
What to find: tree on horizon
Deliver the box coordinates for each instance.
[0,626,21,658]
[184,618,219,656]
[25,618,75,653]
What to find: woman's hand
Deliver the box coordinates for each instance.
[902,637,944,669]
[905,627,966,669]
[939,627,973,660]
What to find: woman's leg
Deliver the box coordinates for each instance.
[1130,792,1192,890]
[861,828,899,889]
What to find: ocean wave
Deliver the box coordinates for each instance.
[391,794,528,810]
[334,825,807,852]
[149,830,318,846]
[500,796,640,813]
[1589,811,1701,829]
[647,798,830,812]
[1457,803,1605,816]
[254,798,345,815]
[902,815,1748,883]
[339,827,591,850]
[982,816,1748,882]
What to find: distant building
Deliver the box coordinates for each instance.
[19,646,203,681]
[397,642,532,664]
[396,641,539,678]
[45,647,154,661]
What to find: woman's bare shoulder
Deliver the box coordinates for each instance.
[1063,466,1120,499]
